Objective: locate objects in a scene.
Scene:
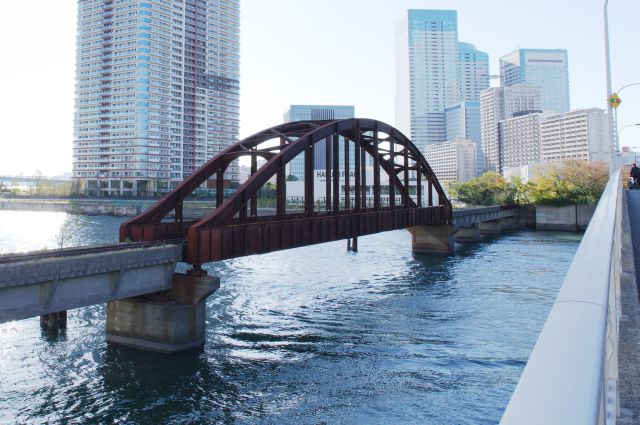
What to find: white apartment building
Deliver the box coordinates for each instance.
[425,139,477,183]
[540,108,611,163]
[73,0,240,196]
[480,84,542,173]
[499,112,547,172]
[480,88,504,173]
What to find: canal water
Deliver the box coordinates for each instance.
[0,210,582,424]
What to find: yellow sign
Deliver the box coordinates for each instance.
[608,92,622,109]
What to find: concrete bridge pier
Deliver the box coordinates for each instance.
[498,217,525,230]
[479,221,502,235]
[454,224,481,242]
[40,311,67,329]
[409,225,455,254]
[106,272,220,353]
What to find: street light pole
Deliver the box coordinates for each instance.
[604,0,616,157]
[604,0,618,151]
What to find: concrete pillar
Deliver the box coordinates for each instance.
[479,221,502,234]
[409,225,455,255]
[455,224,481,242]
[106,273,220,353]
[40,311,67,329]
[499,217,524,230]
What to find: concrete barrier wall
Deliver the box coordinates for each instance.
[536,205,596,231]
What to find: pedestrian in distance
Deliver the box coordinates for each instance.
[630,162,640,189]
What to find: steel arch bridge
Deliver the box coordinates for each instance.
[120,119,452,265]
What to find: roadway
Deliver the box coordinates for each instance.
[619,190,640,424]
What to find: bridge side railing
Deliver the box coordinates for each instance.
[500,170,622,425]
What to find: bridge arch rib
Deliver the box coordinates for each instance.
[120,118,452,264]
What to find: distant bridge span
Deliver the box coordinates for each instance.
[121,119,453,265]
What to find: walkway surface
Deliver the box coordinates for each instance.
[619,190,640,424]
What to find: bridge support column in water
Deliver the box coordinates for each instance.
[409,225,455,254]
[498,217,525,230]
[106,273,220,353]
[479,221,502,235]
[40,311,67,329]
[455,224,481,243]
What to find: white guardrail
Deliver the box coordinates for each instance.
[500,170,622,425]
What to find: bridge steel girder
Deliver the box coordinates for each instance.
[451,206,516,227]
[120,119,452,264]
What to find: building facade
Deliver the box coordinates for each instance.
[503,84,542,119]
[283,105,355,180]
[540,108,611,163]
[479,88,504,173]
[480,84,542,173]
[458,42,490,103]
[425,139,476,183]
[500,48,569,113]
[73,0,240,196]
[396,10,489,153]
[498,112,547,172]
[445,101,482,176]
[396,10,460,149]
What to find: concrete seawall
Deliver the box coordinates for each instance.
[536,204,596,231]
[0,198,213,218]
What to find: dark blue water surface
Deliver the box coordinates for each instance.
[0,211,581,424]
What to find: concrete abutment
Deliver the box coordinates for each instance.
[409,225,455,254]
[106,272,220,353]
[454,224,481,242]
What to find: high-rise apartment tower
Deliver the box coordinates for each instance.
[73,0,240,196]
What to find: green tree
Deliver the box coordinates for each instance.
[450,172,518,206]
[529,161,609,206]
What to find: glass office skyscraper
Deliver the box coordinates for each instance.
[500,49,570,113]
[458,42,490,103]
[395,10,489,152]
[73,0,240,196]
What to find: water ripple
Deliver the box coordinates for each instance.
[0,212,580,424]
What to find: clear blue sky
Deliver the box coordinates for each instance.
[0,0,638,176]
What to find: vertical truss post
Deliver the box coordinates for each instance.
[277,137,286,219]
[332,133,340,212]
[373,128,380,209]
[325,135,331,211]
[239,192,247,221]
[250,153,257,217]
[175,199,183,224]
[389,131,395,208]
[403,147,409,206]
[416,159,422,208]
[428,181,433,207]
[344,134,350,210]
[216,169,224,207]
[305,139,314,214]
[361,137,367,208]
[354,123,361,212]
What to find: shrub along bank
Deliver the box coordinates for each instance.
[449,161,609,207]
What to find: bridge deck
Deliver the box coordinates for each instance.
[0,244,181,324]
